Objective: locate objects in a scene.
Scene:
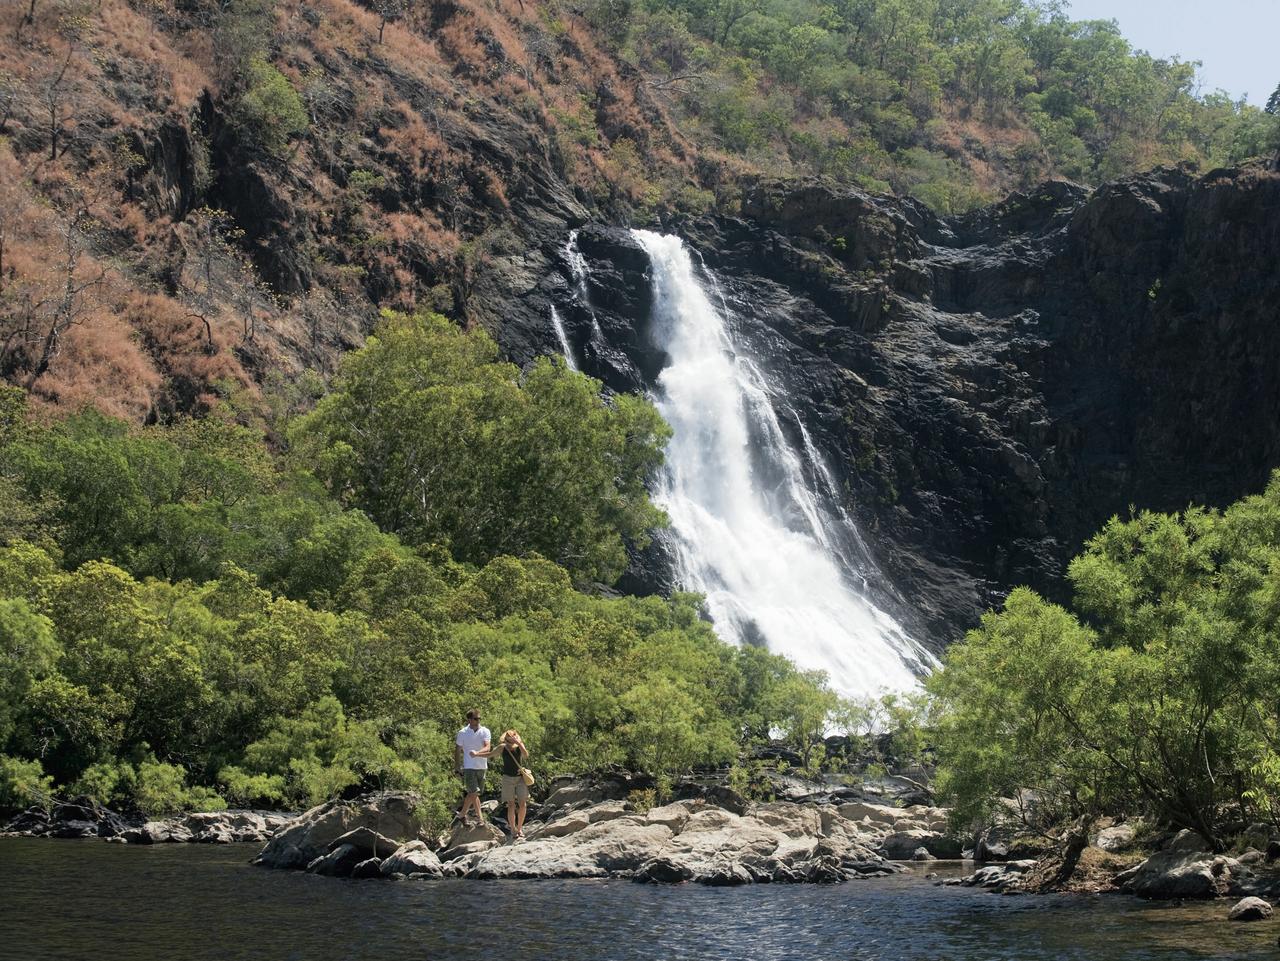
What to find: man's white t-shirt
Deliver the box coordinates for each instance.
[456,725,491,770]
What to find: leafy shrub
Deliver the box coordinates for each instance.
[0,755,53,812]
[135,757,226,816]
[234,57,308,158]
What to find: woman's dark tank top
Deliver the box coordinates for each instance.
[501,746,523,776]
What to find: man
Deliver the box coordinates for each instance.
[454,709,491,826]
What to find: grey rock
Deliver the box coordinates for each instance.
[880,829,963,860]
[1237,824,1278,853]
[1117,851,1239,899]
[1167,829,1207,852]
[380,841,443,879]
[180,810,288,844]
[350,857,385,880]
[49,820,99,839]
[140,821,194,843]
[1228,897,1273,921]
[256,792,425,870]
[1094,823,1136,852]
[439,839,501,862]
[702,862,755,886]
[439,819,504,848]
[634,856,695,884]
[460,798,887,885]
[330,827,401,860]
[308,843,364,877]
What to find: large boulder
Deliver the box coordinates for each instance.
[526,800,633,841]
[3,798,138,840]
[437,820,504,858]
[462,798,886,885]
[350,857,385,880]
[837,801,904,827]
[439,839,502,862]
[255,792,425,871]
[634,856,695,884]
[49,819,100,839]
[330,827,401,860]
[1116,850,1239,899]
[469,816,675,879]
[879,829,963,860]
[526,813,591,841]
[1228,897,1274,921]
[182,811,290,844]
[138,820,194,844]
[1094,823,1136,852]
[307,843,365,877]
[380,841,443,879]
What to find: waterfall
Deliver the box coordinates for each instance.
[563,229,607,348]
[549,306,579,371]
[632,230,935,698]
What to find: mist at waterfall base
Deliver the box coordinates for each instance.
[586,230,934,699]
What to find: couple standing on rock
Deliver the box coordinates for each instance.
[454,709,532,840]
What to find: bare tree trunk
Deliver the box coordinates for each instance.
[15,0,38,42]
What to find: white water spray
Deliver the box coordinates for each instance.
[632,230,935,698]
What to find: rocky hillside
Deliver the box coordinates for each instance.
[553,162,1280,643]
[0,0,708,419]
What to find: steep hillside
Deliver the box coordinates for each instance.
[585,0,1278,211]
[0,0,707,419]
[2,0,1276,423]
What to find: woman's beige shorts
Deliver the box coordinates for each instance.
[501,774,529,802]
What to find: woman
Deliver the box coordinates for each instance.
[471,729,531,840]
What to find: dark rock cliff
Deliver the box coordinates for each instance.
[517,162,1280,647]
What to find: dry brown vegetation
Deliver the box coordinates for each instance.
[0,0,701,420]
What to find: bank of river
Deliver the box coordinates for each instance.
[0,839,1274,961]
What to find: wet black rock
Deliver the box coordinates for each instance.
[549,162,1280,646]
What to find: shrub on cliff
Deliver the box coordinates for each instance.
[233,57,309,159]
[929,473,1280,849]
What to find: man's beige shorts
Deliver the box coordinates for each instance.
[501,774,529,802]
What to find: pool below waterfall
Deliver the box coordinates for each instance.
[2,839,1276,961]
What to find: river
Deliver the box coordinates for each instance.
[1,840,1273,960]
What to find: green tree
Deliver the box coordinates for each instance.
[930,471,1280,848]
[0,597,59,745]
[291,311,670,584]
[618,675,735,795]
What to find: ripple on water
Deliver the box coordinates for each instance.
[0,840,1275,961]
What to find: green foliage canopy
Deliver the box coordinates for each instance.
[0,371,846,822]
[929,473,1280,848]
[291,311,671,585]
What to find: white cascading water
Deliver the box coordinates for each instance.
[549,306,579,371]
[632,230,936,698]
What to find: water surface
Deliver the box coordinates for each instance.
[1,840,1275,961]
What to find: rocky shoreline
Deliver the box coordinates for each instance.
[0,775,960,886]
[249,786,959,885]
[1,796,291,845]
[5,781,1280,917]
